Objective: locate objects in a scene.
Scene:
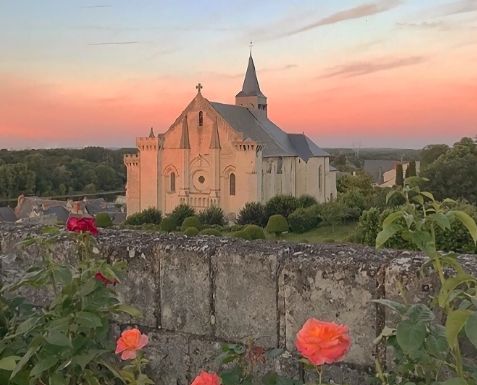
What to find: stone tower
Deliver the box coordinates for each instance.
[235,54,267,117]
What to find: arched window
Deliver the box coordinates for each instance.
[318,166,322,191]
[170,172,176,192]
[199,111,203,126]
[229,173,236,196]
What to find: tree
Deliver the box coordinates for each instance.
[265,214,289,237]
[237,202,266,227]
[405,161,417,178]
[337,172,373,194]
[422,137,477,204]
[395,163,404,187]
[420,144,449,168]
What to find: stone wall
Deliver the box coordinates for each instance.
[2,225,475,384]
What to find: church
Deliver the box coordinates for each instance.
[124,54,337,217]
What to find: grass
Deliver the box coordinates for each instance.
[265,222,357,244]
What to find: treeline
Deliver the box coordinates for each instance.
[0,147,135,201]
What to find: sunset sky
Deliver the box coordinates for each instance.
[1,0,476,149]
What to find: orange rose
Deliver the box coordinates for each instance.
[295,318,351,365]
[190,371,221,385]
[115,328,149,360]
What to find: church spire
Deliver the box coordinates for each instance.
[148,127,155,138]
[179,114,191,149]
[209,117,221,149]
[235,51,268,116]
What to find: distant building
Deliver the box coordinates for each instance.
[124,53,337,217]
[363,160,420,187]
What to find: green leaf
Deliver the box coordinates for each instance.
[429,212,451,230]
[446,309,472,348]
[382,211,403,227]
[439,378,468,385]
[372,299,407,315]
[10,337,42,379]
[53,266,72,285]
[376,223,401,249]
[406,304,435,322]
[49,372,67,385]
[78,278,98,297]
[46,330,72,347]
[30,356,58,377]
[0,356,20,371]
[76,311,102,329]
[420,191,435,202]
[72,349,106,370]
[450,210,477,244]
[113,304,142,318]
[464,311,477,349]
[396,319,426,352]
[439,274,475,308]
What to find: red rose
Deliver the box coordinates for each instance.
[95,272,118,286]
[190,371,221,385]
[66,217,98,236]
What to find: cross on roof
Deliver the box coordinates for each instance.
[196,83,203,93]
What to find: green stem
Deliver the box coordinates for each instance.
[315,366,323,385]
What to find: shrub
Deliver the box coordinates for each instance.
[199,228,222,236]
[233,224,266,240]
[181,215,201,231]
[184,226,199,236]
[160,216,176,232]
[95,212,113,228]
[288,207,322,233]
[297,194,317,208]
[125,207,162,225]
[265,214,289,237]
[237,202,266,226]
[170,204,195,227]
[319,201,345,231]
[265,195,299,219]
[339,189,368,219]
[355,208,381,246]
[198,206,226,226]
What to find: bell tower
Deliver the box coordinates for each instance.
[235,52,267,117]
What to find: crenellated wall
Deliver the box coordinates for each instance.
[2,225,475,384]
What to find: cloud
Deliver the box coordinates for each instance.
[88,41,139,46]
[396,21,449,30]
[257,0,402,41]
[320,56,427,78]
[429,0,477,17]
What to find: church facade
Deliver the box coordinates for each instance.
[124,54,337,217]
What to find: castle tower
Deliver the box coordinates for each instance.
[235,54,267,117]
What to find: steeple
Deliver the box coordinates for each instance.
[179,114,191,149]
[148,127,155,138]
[209,117,221,149]
[235,53,267,117]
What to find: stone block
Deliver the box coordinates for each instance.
[279,253,380,366]
[304,363,373,385]
[214,242,278,348]
[146,331,189,385]
[160,243,212,335]
[188,338,222,377]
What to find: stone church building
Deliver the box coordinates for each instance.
[124,54,337,217]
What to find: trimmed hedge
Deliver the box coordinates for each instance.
[233,225,266,241]
[95,212,113,228]
[184,227,199,237]
[265,214,289,237]
[199,228,222,236]
[160,217,176,232]
[181,216,201,231]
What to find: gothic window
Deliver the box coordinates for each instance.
[318,166,323,191]
[199,111,203,126]
[229,173,236,196]
[170,172,176,192]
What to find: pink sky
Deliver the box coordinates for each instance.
[1,1,476,149]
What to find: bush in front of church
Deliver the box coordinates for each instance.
[125,208,162,226]
[288,207,322,234]
[95,212,113,228]
[184,226,199,237]
[170,204,195,227]
[297,194,318,208]
[266,214,289,237]
[181,215,202,231]
[237,202,266,227]
[198,206,226,226]
[233,224,266,240]
[265,195,299,219]
[199,228,222,236]
[160,217,177,232]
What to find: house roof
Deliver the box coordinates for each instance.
[15,197,66,219]
[363,160,398,184]
[235,55,265,98]
[210,102,329,160]
[43,206,70,224]
[0,207,17,222]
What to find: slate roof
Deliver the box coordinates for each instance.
[363,160,398,184]
[0,207,17,222]
[235,55,265,98]
[210,102,329,160]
